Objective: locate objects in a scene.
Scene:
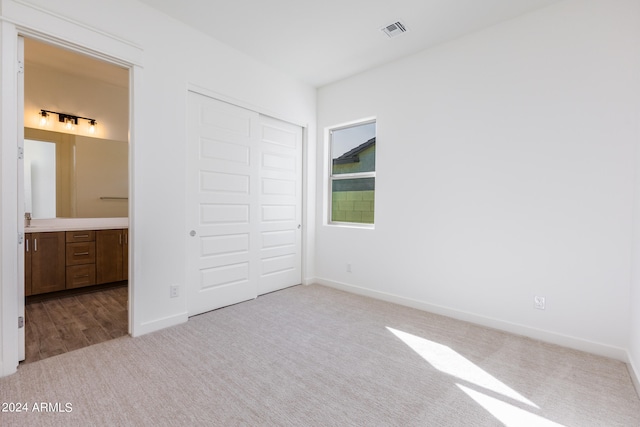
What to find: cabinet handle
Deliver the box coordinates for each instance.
[74,252,90,256]
[34,238,37,252]
[119,234,122,245]
[74,234,89,239]
[26,239,29,252]
[74,274,89,279]
[125,233,128,245]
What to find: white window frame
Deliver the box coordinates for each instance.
[328,119,376,227]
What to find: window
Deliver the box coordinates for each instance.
[329,120,376,225]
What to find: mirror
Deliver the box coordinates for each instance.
[24,127,128,219]
[24,37,129,220]
[24,138,56,218]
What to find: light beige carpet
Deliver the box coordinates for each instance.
[1,284,638,426]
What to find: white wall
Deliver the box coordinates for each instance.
[630,74,640,389]
[25,61,129,141]
[75,136,128,218]
[0,0,316,376]
[316,0,640,360]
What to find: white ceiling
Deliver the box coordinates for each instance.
[138,0,563,87]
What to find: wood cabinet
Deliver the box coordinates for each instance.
[25,228,128,296]
[96,229,128,284]
[26,232,66,295]
[65,231,96,289]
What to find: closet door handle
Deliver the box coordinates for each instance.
[26,239,29,252]
[34,238,37,252]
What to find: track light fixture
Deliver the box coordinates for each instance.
[39,109,97,133]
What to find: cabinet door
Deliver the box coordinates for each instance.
[96,229,124,284]
[25,234,32,296]
[31,232,66,294]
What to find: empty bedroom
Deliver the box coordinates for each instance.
[1,0,639,425]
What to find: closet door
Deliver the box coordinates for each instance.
[257,115,302,295]
[186,92,303,316]
[186,92,260,316]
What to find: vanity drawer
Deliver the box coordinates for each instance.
[66,231,95,243]
[66,264,96,289]
[66,242,96,266]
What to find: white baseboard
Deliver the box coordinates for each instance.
[627,352,640,399]
[132,312,188,337]
[313,277,628,362]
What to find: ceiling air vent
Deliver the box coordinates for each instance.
[381,21,408,38]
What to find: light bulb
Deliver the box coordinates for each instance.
[65,117,74,130]
[89,120,97,134]
[39,111,48,126]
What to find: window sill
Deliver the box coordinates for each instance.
[326,222,375,230]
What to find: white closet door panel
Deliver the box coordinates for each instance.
[187,92,259,316]
[258,115,302,295]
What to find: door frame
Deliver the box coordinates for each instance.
[0,9,143,376]
[16,35,25,361]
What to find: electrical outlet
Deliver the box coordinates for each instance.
[347,263,352,273]
[534,296,545,310]
[170,285,179,298]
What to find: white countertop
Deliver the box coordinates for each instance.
[24,217,129,233]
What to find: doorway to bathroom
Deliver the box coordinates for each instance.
[19,37,131,363]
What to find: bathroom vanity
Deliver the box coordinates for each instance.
[24,218,128,296]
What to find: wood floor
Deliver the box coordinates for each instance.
[23,285,128,364]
